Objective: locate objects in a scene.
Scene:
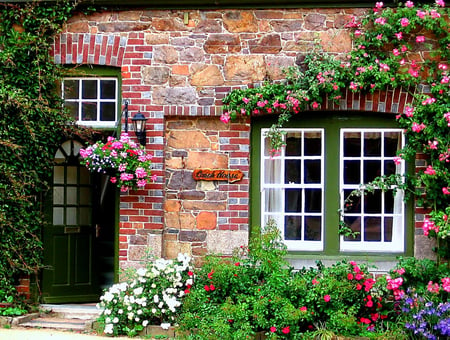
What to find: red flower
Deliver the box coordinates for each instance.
[312,278,319,285]
[188,271,193,276]
[347,273,354,280]
[324,295,331,302]
[235,262,240,266]
[300,306,307,312]
[204,285,210,292]
[209,284,215,291]
[282,327,290,334]
[207,270,214,279]
[270,326,277,333]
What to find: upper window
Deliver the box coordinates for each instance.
[62,78,118,128]
[255,114,409,256]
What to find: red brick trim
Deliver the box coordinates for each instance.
[52,33,127,67]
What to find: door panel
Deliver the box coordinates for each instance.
[42,140,100,303]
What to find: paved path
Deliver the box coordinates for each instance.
[0,327,131,339]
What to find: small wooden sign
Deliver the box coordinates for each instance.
[193,169,244,183]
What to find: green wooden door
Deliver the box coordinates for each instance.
[42,140,100,303]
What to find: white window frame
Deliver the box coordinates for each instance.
[339,128,405,252]
[62,77,118,128]
[260,128,324,251]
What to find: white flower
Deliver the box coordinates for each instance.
[153,295,159,303]
[142,320,149,327]
[104,323,114,334]
[160,323,171,330]
[137,268,147,276]
[127,306,132,311]
[135,317,140,322]
[151,283,157,289]
[105,317,111,323]
[127,312,134,320]
[104,309,111,315]
[137,309,143,315]
[151,308,157,314]
[112,317,119,324]
[118,309,123,314]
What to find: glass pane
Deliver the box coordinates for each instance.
[304,160,321,184]
[53,187,64,205]
[343,216,361,241]
[100,102,115,121]
[53,207,64,225]
[67,166,77,184]
[285,134,301,156]
[343,132,360,157]
[364,190,382,214]
[344,160,360,184]
[264,189,283,212]
[384,217,393,242]
[263,136,275,157]
[285,160,301,184]
[82,79,97,99]
[61,141,71,156]
[64,80,79,99]
[285,189,302,212]
[54,149,65,163]
[82,102,97,121]
[80,207,92,225]
[304,131,321,156]
[54,166,64,184]
[100,79,115,99]
[364,132,381,156]
[66,207,77,225]
[305,216,321,240]
[73,141,83,157]
[305,189,321,212]
[384,132,401,157]
[384,160,397,176]
[364,160,381,183]
[364,217,381,241]
[384,190,394,213]
[264,159,282,184]
[285,216,301,240]
[343,189,361,213]
[64,102,79,120]
[80,187,91,205]
[67,187,77,205]
[80,167,91,185]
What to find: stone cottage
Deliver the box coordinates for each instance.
[27,0,435,303]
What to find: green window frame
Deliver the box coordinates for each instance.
[251,112,414,260]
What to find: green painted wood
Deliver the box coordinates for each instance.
[251,112,414,258]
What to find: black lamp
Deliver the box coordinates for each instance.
[131,111,147,146]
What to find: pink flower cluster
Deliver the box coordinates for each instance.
[422,218,439,236]
[427,277,450,293]
[386,275,404,300]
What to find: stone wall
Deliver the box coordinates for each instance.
[51,6,432,269]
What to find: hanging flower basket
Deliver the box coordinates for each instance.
[80,133,155,192]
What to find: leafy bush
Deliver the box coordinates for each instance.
[97,253,192,337]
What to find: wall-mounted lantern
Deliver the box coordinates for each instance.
[123,101,147,146]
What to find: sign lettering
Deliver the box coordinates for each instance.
[193,169,244,183]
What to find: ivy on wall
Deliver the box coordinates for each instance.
[222,1,450,260]
[0,1,81,296]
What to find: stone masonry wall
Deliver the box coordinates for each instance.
[51,6,433,270]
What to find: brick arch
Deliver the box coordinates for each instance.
[52,33,127,66]
[320,87,415,114]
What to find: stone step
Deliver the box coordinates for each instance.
[40,304,102,320]
[19,317,90,331]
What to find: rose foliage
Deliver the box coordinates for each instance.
[222,1,450,259]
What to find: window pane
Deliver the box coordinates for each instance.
[264,189,283,213]
[343,132,360,157]
[264,159,282,184]
[80,167,91,185]
[305,189,321,212]
[80,187,91,205]
[364,132,381,156]
[53,207,64,225]
[364,217,381,241]
[67,167,77,184]
[343,216,361,241]
[304,160,321,184]
[285,134,301,156]
[53,187,64,205]
[80,207,92,225]
[344,160,360,184]
[100,102,115,121]
[54,166,64,184]
[285,160,301,184]
[304,131,321,156]
[384,132,401,157]
[305,217,321,241]
[64,102,79,120]
[67,187,77,205]
[64,80,79,99]
[285,216,301,240]
[82,102,97,121]
[364,160,381,182]
[384,160,397,176]
[82,79,97,99]
[384,217,393,242]
[343,189,361,213]
[364,190,382,214]
[100,79,115,99]
[66,207,77,225]
[285,189,302,212]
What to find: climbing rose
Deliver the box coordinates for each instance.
[324,295,331,302]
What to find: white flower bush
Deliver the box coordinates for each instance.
[97,253,193,337]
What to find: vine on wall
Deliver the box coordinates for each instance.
[222,1,450,259]
[0,1,81,297]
